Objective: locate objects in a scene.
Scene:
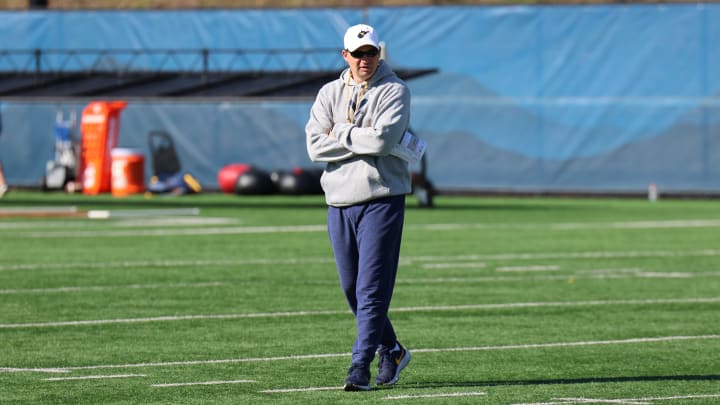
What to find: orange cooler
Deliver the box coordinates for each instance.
[80,101,127,194]
[111,148,145,197]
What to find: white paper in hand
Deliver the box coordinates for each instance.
[391,131,426,164]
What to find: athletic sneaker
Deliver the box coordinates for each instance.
[0,184,6,198]
[375,343,411,386]
[344,364,371,391]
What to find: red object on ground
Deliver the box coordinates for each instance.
[217,163,251,193]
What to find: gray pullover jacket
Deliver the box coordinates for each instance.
[306,60,412,207]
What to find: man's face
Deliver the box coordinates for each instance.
[343,45,380,83]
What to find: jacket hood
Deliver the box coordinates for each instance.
[340,60,394,87]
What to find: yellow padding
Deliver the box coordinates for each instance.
[184,173,202,192]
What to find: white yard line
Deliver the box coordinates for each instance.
[0,257,334,272]
[634,395,720,402]
[410,335,720,354]
[2,248,720,273]
[391,297,720,313]
[512,394,720,405]
[421,262,486,269]
[152,379,256,387]
[2,297,718,329]
[5,219,720,238]
[551,398,647,404]
[634,272,693,278]
[403,249,720,264]
[0,367,70,373]
[560,219,720,230]
[0,217,236,229]
[0,310,347,329]
[496,265,561,272]
[3,335,718,374]
[410,220,720,231]
[577,268,644,274]
[2,269,705,293]
[398,270,719,284]
[0,282,224,295]
[44,374,146,381]
[511,401,642,405]
[400,275,571,283]
[259,386,342,393]
[0,218,237,229]
[385,391,487,400]
[25,353,349,373]
[7,225,328,238]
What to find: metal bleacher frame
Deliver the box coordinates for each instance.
[0,48,437,98]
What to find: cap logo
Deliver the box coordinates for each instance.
[357,30,369,38]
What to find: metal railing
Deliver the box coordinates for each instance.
[0,48,345,74]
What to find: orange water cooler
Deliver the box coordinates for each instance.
[79,101,127,195]
[111,148,145,197]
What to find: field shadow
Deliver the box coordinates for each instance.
[403,374,720,390]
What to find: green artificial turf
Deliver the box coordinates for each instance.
[1,191,719,404]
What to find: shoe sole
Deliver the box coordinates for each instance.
[375,349,411,386]
[343,383,371,391]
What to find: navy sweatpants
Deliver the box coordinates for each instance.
[327,195,405,367]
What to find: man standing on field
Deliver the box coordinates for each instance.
[305,24,412,391]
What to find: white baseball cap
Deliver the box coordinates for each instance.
[343,24,380,52]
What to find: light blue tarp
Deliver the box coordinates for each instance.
[1,5,719,192]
